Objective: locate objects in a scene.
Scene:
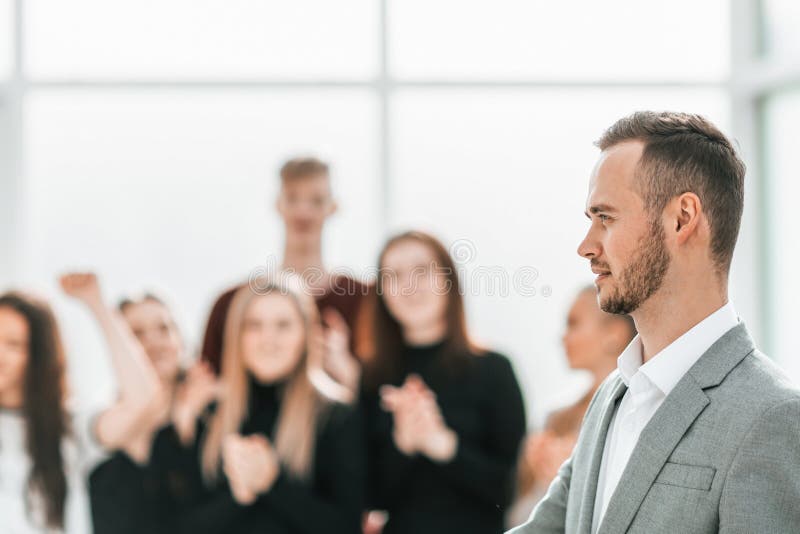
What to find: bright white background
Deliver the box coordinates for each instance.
[0,0,798,426]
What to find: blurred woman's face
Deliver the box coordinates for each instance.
[561,290,613,371]
[240,293,306,384]
[381,239,449,336]
[121,300,183,383]
[0,307,29,399]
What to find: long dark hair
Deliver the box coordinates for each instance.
[362,231,482,391]
[0,292,69,529]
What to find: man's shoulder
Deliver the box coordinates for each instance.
[715,348,800,413]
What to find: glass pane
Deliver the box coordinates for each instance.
[761,0,800,58]
[389,0,730,81]
[25,0,377,79]
[22,90,381,375]
[0,101,15,285]
[0,0,11,78]
[763,90,800,382]
[390,89,729,419]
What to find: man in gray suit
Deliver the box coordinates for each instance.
[509,111,800,534]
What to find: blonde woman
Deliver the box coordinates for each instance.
[160,278,364,534]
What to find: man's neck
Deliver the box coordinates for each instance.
[632,278,728,363]
[282,236,325,275]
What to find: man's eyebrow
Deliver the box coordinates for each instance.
[584,204,617,218]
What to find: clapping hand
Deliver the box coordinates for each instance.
[320,307,361,393]
[172,362,220,444]
[222,433,281,505]
[380,375,458,462]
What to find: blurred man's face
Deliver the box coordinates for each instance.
[577,141,670,315]
[276,174,336,241]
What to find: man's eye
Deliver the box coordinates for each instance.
[599,214,610,222]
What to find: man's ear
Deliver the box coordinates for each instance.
[674,192,702,245]
[328,199,338,217]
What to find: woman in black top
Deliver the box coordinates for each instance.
[361,231,527,534]
[158,278,364,534]
[88,291,220,534]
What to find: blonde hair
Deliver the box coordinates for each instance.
[200,277,334,483]
[279,156,329,183]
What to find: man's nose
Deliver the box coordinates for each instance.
[577,227,600,259]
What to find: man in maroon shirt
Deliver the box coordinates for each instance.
[200,157,369,393]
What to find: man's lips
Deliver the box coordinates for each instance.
[591,267,611,282]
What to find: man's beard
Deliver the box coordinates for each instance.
[599,220,670,315]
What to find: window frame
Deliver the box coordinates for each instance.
[3,0,791,365]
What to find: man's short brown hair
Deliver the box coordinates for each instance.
[596,111,746,274]
[279,156,330,183]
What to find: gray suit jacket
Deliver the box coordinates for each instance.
[508,323,800,534]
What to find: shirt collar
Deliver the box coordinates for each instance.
[617,336,643,387]
[616,301,740,395]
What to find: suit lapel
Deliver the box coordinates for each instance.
[583,323,755,533]
[597,374,709,534]
[576,377,628,534]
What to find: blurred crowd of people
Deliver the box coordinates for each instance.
[0,156,632,534]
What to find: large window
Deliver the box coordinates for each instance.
[0,0,10,79]
[747,0,800,381]
[23,89,381,325]
[24,0,378,79]
[762,91,800,380]
[389,0,729,81]
[760,0,800,58]
[0,0,14,290]
[2,1,740,420]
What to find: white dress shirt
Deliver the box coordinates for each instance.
[590,301,739,534]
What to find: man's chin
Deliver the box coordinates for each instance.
[595,284,612,304]
[597,288,631,315]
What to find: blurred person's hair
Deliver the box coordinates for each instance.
[200,278,337,483]
[279,156,330,183]
[117,292,167,313]
[0,292,69,529]
[361,230,484,392]
[596,111,745,275]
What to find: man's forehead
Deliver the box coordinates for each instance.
[586,141,645,209]
[593,141,643,180]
